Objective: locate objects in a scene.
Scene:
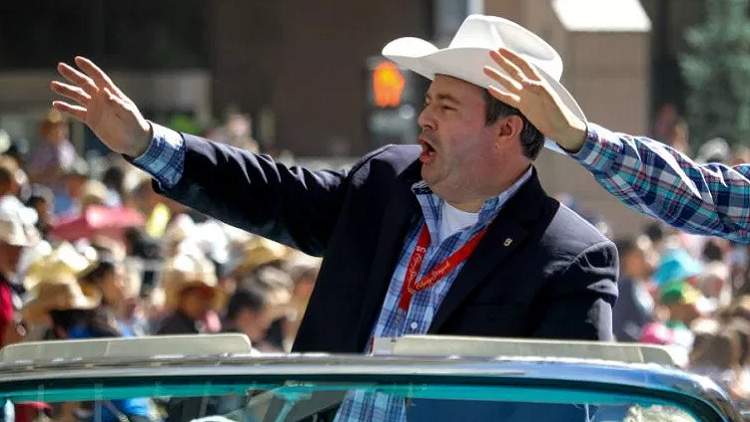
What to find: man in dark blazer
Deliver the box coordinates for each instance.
[49,16,617,357]
[50,14,617,421]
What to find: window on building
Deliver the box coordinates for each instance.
[0,0,209,70]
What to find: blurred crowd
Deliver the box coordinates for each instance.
[0,107,322,366]
[0,109,326,422]
[563,104,750,406]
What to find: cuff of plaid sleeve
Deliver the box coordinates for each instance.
[568,122,623,173]
[131,122,185,189]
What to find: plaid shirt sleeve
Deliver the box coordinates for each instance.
[131,122,185,189]
[571,123,750,243]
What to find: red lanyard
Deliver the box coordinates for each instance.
[397,223,489,312]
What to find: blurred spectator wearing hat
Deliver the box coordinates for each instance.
[612,236,658,342]
[660,281,710,351]
[0,196,40,349]
[653,248,704,289]
[152,253,221,335]
[53,157,90,216]
[25,109,78,196]
[152,252,221,422]
[22,259,158,422]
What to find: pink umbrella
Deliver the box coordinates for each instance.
[49,206,145,241]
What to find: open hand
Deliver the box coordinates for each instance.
[50,57,152,157]
[483,48,587,152]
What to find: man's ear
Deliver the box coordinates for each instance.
[496,115,525,144]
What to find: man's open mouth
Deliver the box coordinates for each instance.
[419,138,437,162]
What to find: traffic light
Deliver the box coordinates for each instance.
[372,61,406,108]
[365,57,424,148]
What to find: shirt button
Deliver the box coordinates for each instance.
[410,322,418,330]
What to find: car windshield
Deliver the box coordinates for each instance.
[0,376,713,422]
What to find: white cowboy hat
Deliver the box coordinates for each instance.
[0,195,39,247]
[382,14,585,154]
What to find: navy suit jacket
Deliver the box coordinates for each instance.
[152,135,619,353]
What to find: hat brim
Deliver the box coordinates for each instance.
[22,288,101,320]
[164,280,223,310]
[383,40,585,155]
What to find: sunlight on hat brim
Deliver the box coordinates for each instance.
[383,40,586,155]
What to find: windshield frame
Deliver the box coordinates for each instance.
[0,355,741,422]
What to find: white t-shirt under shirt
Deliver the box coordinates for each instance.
[438,201,479,243]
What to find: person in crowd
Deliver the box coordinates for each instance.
[25,109,78,194]
[23,184,55,239]
[240,266,292,352]
[54,157,89,216]
[0,195,39,349]
[149,253,221,422]
[101,165,125,207]
[222,287,276,351]
[152,253,221,335]
[660,281,708,351]
[0,196,42,422]
[0,156,26,199]
[22,266,157,422]
[79,252,135,335]
[612,236,657,342]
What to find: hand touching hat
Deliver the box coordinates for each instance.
[483,47,589,152]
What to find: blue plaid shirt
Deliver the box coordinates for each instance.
[574,124,750,243]
[133,123,532,421]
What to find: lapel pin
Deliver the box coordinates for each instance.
[503,238,513,247]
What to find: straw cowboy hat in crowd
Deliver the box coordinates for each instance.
[21,272,101,322]
[382,14,584,154]
[225,236,291,277]
[159,252,221,310]
[24,241,97,290]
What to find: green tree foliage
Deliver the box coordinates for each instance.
[680,0,750,147]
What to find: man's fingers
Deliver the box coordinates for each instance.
[57,62,98,95]
[489,50,524,81]
[483,66,522,94]
[487,85,521,107]
[498,48,543,82]
[52,101,87,122]
[74,56,124,97]
[102,87,129,110]
[50,81,91,106]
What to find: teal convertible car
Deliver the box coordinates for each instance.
[0,334,744,422]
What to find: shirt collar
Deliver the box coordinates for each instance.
[411,166,534,237]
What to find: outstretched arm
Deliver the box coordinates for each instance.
[483,47,750,243]
[572,123,750,243]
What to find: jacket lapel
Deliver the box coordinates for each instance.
[355,161,422,351]
[428,171,546,333]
